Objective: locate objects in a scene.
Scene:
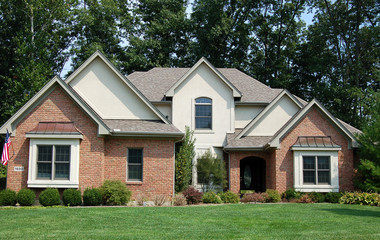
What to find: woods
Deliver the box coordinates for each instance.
[0,0,378,129]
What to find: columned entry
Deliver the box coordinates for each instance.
[240,157,266,192]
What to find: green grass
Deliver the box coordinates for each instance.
[0,204,379,239]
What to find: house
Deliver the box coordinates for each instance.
[0,51,360,198]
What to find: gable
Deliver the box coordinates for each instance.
[244,94,301,137]
[68,56,160,120]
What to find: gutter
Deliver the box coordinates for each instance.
[109,130,184,138]
[223,146,265,152]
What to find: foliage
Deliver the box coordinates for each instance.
[241,192,268,203]
[39,188,61,207]
[282,188,301,201]
[309,192,326,203]
[339,192,380,207]
[202,191,222,204]
[196,150,227,192]
[325,192,343,203]
[0,189,17,206]
[182,186,203,204]
[172,193,187,206]
[100,180,131,206]
[296,194,314,203]
[355,92,380,193]
[83,188,102,206]
[240,190,255,195]
[153,195,168,206]
[265,189,281,203]
[16,188,36,206]
[175,126,195,193]
[135,194,148,206]
[218,191,239,204]
[62,189,82,206]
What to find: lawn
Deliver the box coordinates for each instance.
[0,203,379,240]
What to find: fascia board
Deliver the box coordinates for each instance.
[66,51,171,124]
[165,57,242,97]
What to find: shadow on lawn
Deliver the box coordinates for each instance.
[320,207,380,218]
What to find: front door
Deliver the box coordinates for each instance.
[240,157,266,192]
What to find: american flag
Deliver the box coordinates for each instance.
[1,130,11,166]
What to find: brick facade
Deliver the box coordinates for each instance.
[228,106,355,194]
[7,85,176,199]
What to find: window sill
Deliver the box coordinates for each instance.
[194,130,214,134]
[27,180,78,188]
[294,185,339,192]
[126,181,143,185]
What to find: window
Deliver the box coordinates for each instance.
[127,149,143,181]
[303,156,330,185]
[37,145,70,180]
[195,97,212,129]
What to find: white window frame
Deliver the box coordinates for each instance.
[293,149,340,192]
[27,139,80,188]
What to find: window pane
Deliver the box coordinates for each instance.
[37,163,52,179]
[38,146,52,162]
[318,171,330,184]
[303,156,315,170]
[56,146,70,162]
[195,105,212,117]
[318,156,330,170]
[128,165,142,180]
[196,117,212,129]
[195,98,212,104]
[55,163,70,179]
[303,171,315,184]
[128,149,142,164]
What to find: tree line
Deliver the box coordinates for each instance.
[0,0,379,129]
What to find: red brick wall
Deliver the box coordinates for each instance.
[276,107,355,192]
[105,138,175,199]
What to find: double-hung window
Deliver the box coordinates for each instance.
[303,156,330,185]
[37,145,70,180]
[127,149,143,181]
[195,97,212,129]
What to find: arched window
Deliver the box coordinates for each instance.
[195,97,212,129]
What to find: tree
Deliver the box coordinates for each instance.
[196,150,226,192]
[354,91,380,192]
[175,126,195,193]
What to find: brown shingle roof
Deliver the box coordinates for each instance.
[225,129,272,149]
[103,119,182,135]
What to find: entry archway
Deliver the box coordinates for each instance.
[240,157,266,192]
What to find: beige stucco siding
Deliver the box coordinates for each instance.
[235,105,265,128]
[69,58,159,120]
[246,95,300,136]
[154,104,172,122]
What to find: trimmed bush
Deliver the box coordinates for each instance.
[16,188,36,206]
[173,193,187,206]
[282,188,301,201]
[183,186,203,204]
[297,194,314,203]
[309,192,326,203]
[202,191,222,204]
[0,189,17,206]
[241,192,268,203]
[83,188,102,206]
[325,192,343,203]
[62,189,82,206]
[100,180,131,205]
[265,189,281,203]
[339,192,380,206]
[218,191,239,203]
[39,188,61,206]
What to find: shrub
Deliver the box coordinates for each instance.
[39,188,61,206]
[339,192,380,206]
[202,191,222,204]
[135,194,148,206]
[153,195,167,206]
[0,189,17,206]
[62,189,82,206]
[240,190,255,195]
[173,193,187,206]
[16,188,36,206]
[282,188,301,201]
[265,189,281,203]
[241,192,268,203]
[325,192,343,203]
[83,188,102,206]
[297,194,314,203]
[309,192,326,203]
[183,186,203,204]
[100,180,131,205]
[196,150,227,192]
[218,191,239,203]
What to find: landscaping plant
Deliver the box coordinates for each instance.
[39,188,61,206]
[16,188,35,206]
[241,192,268,203]
[265,189,281,203]
[325,192,343,203]
[62,189,82,206]
[100,180,131,205]
[218,191,239,203]
[172,193,187,206]
[182,186,203,204]
[83,188,102,206]
[202,191,222,204]
[196,150,226,192]
[339,192,380,206]
[0,189,17,206]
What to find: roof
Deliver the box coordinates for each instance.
[27,122,82,135]
[292,136,340,148]
[225,130,272,150]
[127,67,283,103]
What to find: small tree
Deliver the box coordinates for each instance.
[196,150,227,192]
[175,126,195,193]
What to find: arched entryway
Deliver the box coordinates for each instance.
[240,157,266,193]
